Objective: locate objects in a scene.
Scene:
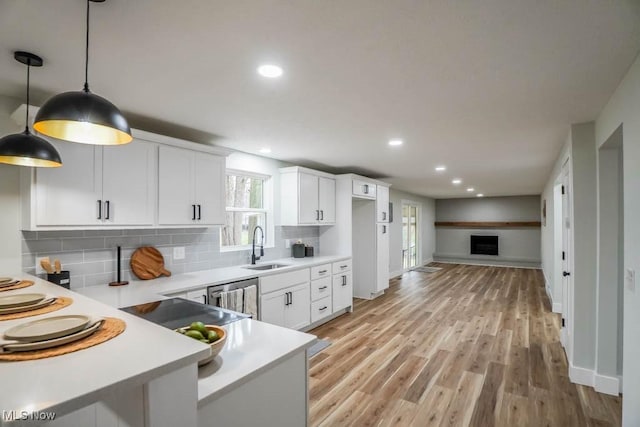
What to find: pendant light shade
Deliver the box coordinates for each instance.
[34,0,132,146]
[0,51,62,168]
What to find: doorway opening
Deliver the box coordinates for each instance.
[402,201,420,270]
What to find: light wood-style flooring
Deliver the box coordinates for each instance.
[309,263,622,426]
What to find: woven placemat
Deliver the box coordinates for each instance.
[0,317,126,362]
[0,297,73,321]
[0,280,34,293]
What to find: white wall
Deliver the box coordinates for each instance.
[434,196,541,268]
[0,95,24,273]
[388,189,435,277]
[594,52,640,426]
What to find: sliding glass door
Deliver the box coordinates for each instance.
[402,202,419,270]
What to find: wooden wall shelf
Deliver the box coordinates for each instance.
[434,221,542,228]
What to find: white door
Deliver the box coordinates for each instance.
[332,272,353,312]
[102,141,156,226]
[158,146,194,225]
[561,165,573,360]
[376,223,390,292]
[318,177,336,224]
[376,185,390,223]
[298,173,319,224]
[286,283,311,330]
[260,290,287,328]
[402,203,420,270]
[35,141,102,226]
[194,153,225,225]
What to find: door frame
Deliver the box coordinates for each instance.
[401,199,422,272]
[560,158,574,363]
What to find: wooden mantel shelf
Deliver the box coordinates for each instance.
[435,221,542,228]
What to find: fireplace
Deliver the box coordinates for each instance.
[470,235,499,256]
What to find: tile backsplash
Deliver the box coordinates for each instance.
[22,226,320,290]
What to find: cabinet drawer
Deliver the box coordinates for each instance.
[311,277,332,302]
[310,264,332,280]
[311,296,332,323]
[260,269,310,294]
[332,259,352,274]
[352,180,376,198]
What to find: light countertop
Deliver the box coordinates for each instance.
[78,255,350,308]
[0,274,210,426]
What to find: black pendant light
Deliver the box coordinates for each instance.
[0,52,62,168]
[33,0,132,145]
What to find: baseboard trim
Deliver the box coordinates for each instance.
[568,363,594,387]
[432,260,541,270]
[389,270,404,279]
[594,373,621,396]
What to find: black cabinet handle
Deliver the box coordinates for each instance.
[284,293,289,306]
[320,210,324,220]
[105,201,110,220]
[319,286,328,290]
[319,270,327,274]
[192,205,196,221]
[202,294,207,304]
[97,200,102,220]
[363,184,369,194]
[383,225,387,234]
[289,292,293,305]
[342,275,347,286]
[197,204,202,220]
[382,212,387,221]
[316,210,320,221]
[563,271,571,277]
[340,265,348,269]
[319,306,328,311]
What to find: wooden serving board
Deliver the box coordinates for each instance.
[130,247,171,280]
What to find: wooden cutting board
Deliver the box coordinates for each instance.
[130,247,171,280]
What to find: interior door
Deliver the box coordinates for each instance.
[318,177,336,224]
[194,153,225,225]
[102,140,156,226]
[561,165,572,360]
[298,173,319,224]
[35,140,102,226]
[376,223,390,292]
[158,146,194,225]
[402,203,419,270]
[286,283,311,330]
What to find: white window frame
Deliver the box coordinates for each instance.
[220,169,274,252]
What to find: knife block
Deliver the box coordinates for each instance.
[47,271,70,289]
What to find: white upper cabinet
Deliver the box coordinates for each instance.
[158,145,225,226]
[376,185,390,223]
[280,167,336,226]
[26,139,155,228]
[352,179,377,199]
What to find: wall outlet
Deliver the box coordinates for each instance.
[285,239,291,249]
[173,247,185,260]
[36,257,48,275]
[626,268,636,292]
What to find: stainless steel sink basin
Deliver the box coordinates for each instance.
[243,263,290,271]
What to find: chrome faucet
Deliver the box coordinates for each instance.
[251,226,265,265]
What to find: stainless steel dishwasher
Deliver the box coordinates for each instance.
[207,277,259,319]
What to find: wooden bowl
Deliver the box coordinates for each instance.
[176,325,227,366]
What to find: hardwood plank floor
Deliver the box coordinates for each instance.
[309,263,622,427]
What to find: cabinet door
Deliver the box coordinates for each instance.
[286,283,311,330]
[35,141,102,226]
[158,146,194,225]
[376,224,390,292]
[260,290,287,328]
[352,179,376,199]
[318,177,336,224]
[298,173,319,224]
[186,288,209,305]
[102,140,156,226]
[332,272,352,312]
[376,185,389,223]
[194,153,225,225]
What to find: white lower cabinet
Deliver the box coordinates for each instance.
[260,283,310,330]
[311,297,332,323]
[186,288,209,305]
[332,271,353,312]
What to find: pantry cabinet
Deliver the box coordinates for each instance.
[158,145,225,226]
[376,184,390,223]
[279,167,336,226]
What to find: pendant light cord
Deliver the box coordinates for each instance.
[24,61,30,134]
[84,0,90,93]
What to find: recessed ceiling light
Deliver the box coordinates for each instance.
[257,64,283,78]
[435,166,446,172]
[452,179,462,185]
[467,187,475,192]
[477,193,484,197]
[388,139,403,147]
[259,147,272,154]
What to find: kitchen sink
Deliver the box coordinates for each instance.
[243,263,290,271]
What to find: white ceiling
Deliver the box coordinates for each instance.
[1,1,639,198]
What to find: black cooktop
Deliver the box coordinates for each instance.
[120,298,250,330]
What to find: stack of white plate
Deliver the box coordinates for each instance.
[0,277,20,289]
[0,315,103,353]
[0,293,56,315]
